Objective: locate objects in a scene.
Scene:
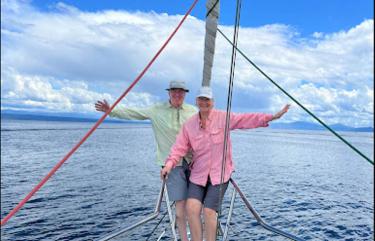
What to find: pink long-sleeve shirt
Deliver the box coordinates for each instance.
[165,109,273,186]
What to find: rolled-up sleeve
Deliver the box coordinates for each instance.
[165,124,191,168]
[109,105,151,120]
[230,113,273,130]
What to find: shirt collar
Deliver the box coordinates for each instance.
[168,101,185,109]
[198,109,214,121]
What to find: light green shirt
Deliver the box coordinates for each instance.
[109,102,197,166]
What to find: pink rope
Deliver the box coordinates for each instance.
[1,0,199,226]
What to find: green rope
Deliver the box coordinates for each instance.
[217,28,374,165]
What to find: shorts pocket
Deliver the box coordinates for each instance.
[179,167,188,181]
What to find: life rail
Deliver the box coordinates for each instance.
[96,181,167,241]
[226,179,304,241]
[96,178,304,241]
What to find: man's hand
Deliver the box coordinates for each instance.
[160,165,172,180]
[95,99,110,112]
[272,104,290,121]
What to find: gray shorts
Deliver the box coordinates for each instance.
[165,160,190,201]
[188,178,229,212]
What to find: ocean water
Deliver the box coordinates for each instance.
[1,119,373,241]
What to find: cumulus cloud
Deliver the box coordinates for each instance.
[1,0,373,127]
[1,67,113,112]
[0,66,158,113]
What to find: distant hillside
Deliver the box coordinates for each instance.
[1,112,150,124]
[270,121,373,132]
[1,111,373,132]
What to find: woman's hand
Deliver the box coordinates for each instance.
[272,104,290,121]
[160,165,172,180]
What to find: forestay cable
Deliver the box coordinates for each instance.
[217,0,242,238]
[0,0,199,226]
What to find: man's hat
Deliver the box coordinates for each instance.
[166,80,189,92]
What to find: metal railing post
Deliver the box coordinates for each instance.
[164,185,178,241]
[229,179,304,241]
[222,188,237,241]
[96,181,166,241]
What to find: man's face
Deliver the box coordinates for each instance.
[196,97,214,112]
[169,88,186,107]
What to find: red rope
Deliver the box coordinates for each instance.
[1,0,199,226]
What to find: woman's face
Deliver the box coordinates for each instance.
[196,97,214,112]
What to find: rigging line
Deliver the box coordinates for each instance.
[145,202,174,241]
[217,0,242,238]
[217,27,374,165]
[0,0,200,227]
[144,211,167,241]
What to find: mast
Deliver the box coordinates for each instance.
[202,0,220,87]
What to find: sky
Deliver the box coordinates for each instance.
[1,0,374,127]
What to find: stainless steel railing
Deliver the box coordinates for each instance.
[96,178,304,241]
[96,181,168,241]
[221,179,304,241]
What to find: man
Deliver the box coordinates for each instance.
[95,80,196,241]
[161,86,290,241]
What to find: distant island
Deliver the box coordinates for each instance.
[1,111,373,132]
[269,121,373,132]
[1,111,148,125]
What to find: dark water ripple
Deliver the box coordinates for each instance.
[1,120,374,240]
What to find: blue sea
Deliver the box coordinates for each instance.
[1,119,373,240]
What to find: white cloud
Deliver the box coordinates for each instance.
[1,0,373,127]
[1,66,159,113]
[121,92,161,108]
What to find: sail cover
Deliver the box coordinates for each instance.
[202,0,220,87]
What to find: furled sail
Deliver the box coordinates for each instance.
[202,0,219,87]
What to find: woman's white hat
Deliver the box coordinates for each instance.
[197,86,213,99]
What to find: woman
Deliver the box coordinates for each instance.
[161,86,290,241]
